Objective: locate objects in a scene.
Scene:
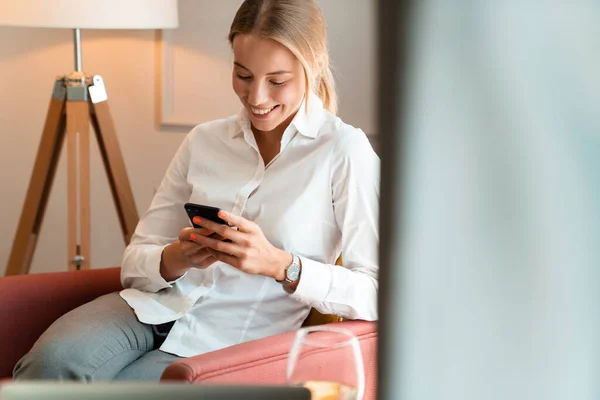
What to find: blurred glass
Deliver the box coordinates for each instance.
[287,326,365,400]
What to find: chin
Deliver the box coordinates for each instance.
[246,103,295,134]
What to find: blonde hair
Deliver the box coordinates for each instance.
[228,0,338,115]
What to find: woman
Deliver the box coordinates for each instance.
[13,0,379,381]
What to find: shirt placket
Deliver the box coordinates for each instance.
[231,129,265,217]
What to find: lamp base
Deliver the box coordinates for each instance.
[5,74,139,275]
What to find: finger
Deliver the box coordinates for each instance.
[180,240,202,256]
[191,216,243,242]
[187,248,215,267]
[216,210,256,233]
[188,256,216,269]
[209,232,227,241]
[205,248,238,268]
[179,227,213,241]
[191,233,243,257]
[199,255,217,268]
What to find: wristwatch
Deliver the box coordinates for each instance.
[276,253,301,284]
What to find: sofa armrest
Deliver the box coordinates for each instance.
[0,267,122,378]
[161,320,378,399]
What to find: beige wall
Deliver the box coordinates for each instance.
[0,29,173,275]
[0,0,376,276]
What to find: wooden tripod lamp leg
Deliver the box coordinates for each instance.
[89,75,139,244]
[5,80,67,276]
[65,99,91,271]
[5,75,139,276]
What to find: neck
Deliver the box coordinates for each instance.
[251,109,298,143]
[251,124,286,144]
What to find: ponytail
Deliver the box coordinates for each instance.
[316,66,337,115]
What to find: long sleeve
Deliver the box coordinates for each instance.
[117,101,381,357]
[120,134,194,292]
[291,128,380,320]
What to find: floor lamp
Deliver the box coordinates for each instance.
[0,0,179,275]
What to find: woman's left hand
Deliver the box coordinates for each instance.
[189,210,291,280]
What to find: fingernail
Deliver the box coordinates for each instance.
[190,233,197,240]
[218,210,226,218]
[193,216,201,224]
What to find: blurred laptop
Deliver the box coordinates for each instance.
[0,382,311,400]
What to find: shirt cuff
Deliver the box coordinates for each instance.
[145,245,187,290]
[290,256,332,304]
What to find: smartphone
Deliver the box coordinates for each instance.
[184,203,231,242]
[184,203,227,228]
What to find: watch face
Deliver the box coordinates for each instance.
[286,264,300,281]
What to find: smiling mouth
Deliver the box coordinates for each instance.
[249,105,280,117]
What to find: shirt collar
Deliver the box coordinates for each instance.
[232,92,324,139]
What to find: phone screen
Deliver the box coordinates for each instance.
[184,203,227,228]
[184,203,232,242]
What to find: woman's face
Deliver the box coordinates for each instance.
[232,34,306,135]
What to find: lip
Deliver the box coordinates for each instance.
[249,105,280,120]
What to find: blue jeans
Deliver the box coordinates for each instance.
[12,292,181,381]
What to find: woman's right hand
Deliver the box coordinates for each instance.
[159,227,218,282]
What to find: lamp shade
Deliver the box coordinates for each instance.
[0,0,178,29]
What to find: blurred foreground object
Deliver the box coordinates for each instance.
[378,1,600,399]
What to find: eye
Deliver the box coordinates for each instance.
[270,80,287,87]
[236,73,251,81]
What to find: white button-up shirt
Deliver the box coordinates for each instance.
[119,93,380,357]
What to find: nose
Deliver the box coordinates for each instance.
[247,80,269,106]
